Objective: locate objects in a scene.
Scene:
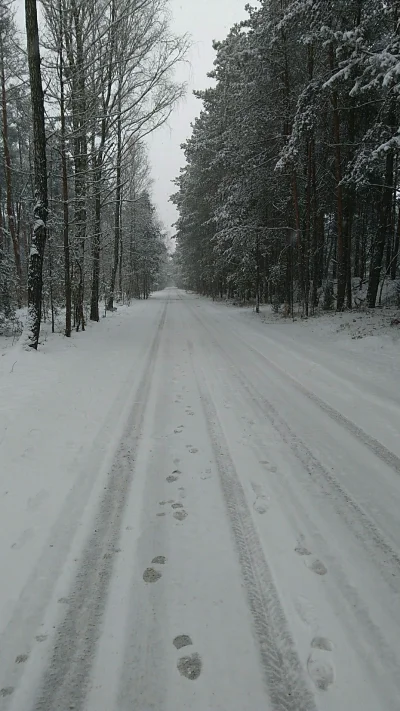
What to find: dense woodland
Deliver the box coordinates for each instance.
[0,0,184,347]
[172,0,400,314]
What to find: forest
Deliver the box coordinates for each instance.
[0,0,185,347]
[172,0,400,315]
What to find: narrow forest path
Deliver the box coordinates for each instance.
[1,288,400,710]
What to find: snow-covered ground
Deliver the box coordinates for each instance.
[1,289,400,710]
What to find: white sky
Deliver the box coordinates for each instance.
[14,0,249,235]
[146,0,249,235]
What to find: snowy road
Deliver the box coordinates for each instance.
[1,288,400,710]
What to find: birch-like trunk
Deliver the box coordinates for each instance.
[25,0,48,350]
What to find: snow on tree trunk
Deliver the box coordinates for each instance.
[25,0,48,350]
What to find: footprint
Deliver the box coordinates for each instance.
[35,635,48,643]
[295,546,311,556]
[167,475,178,483]
[189,448,198,454]
[311,637,334,652]
[177,653,202,681]
[167,499,174,504]
[157,512,166,517]
[11,528,33,550]
[172,503,183,509]
[173,510,188,521]
[159,501,167,506]
[254,502,268,514]
[259,460,278,473]
[297,538,327,575]
[173,634,193,650]
[186,410,194,416]
[0,688,14,697]
[201,468,212,481]
[15,654,28,664]
[306,559,328,576]
[307,637,335,691]
[174,426,184,434]
[251,482,269,515]
[151,556,166,565]
[295,596,318,631]
[143,568,162,583]
[251,482,263,496]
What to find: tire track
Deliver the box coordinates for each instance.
[0,302,167,706]
[31,298,169,711]
[185,297,400,700]
[186,301,400,586]
[236,363,400,586]
[210,307,400,475]
[188,342,317,711]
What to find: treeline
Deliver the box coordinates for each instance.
[0,0,185,343]
[172,0,400,314]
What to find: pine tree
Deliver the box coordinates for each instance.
[173,0,400,312]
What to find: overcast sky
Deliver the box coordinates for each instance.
[146,0,249,235]
[14,0,249,235]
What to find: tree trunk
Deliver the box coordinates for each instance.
[90,158,102,322]
[354,213,361,279]
[59,0,71,337]
[292,170,302,305]
[0,182,3,251]
[255,231,260,313]
[343,191,354,309]
[329,45,345,311]
[367,99,395,307]
[107,103,122,311]
[90,0,116,321]
[304,139,312,316]
[65,0,87,332]
[391,205,400,280]
[311,137,320,310]
[118,204,123,300]
[367,149,394,306]
[25,0,48,349]
[0,32,22,305]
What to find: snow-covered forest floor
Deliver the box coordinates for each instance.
[259,304,400,340]
[208,281,400,339]
[257,302,399,343]
[1,288,400,710]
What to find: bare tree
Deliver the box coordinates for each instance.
[25,0,48,349]
[0,2,22,306]
[37,0,187,325]
[102,0,187,311]
[58,0,71,336]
